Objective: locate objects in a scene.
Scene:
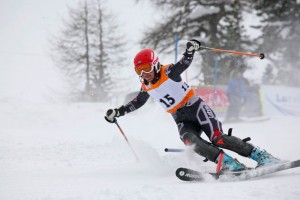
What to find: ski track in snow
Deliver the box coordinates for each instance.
[0,101,300,200]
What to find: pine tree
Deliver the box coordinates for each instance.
[139,0,251,85]
[253,0,300,86]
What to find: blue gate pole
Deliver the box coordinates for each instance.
[213,56,219,107]
[175,34,179,63]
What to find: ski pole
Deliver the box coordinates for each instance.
[164,148,184,152]
[200,46,265,59]
[114,119,140,161]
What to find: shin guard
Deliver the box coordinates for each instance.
[213,134,254,157]
[182,132,221,162]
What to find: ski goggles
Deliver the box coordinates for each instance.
[134,63,155,76]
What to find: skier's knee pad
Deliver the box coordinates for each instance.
[182,132,221,162]
[212,134,254,157]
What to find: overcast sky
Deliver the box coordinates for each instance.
[0,0,157,57]
[0,0,159,101]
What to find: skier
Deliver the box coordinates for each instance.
[105,39,279,172]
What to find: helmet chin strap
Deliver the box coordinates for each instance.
[154,62,161,73]
[151,68,161,84]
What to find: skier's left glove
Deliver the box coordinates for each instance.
[184,39,201,57]
[105,106,125,123]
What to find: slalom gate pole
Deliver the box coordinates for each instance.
[164,148,184,153]
[200,46,265,59]
[114,120,140,161]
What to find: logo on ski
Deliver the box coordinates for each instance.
[179,170,202,179]
[175,168,203,181]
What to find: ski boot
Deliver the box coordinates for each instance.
[216,152,246,172]
[249,147,280,168]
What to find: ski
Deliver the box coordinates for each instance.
[176,159,300,182]
[175,167,204,181]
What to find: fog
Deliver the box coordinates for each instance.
[0,1,299,200]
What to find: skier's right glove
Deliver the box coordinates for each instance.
[105,106,125,123]
[184,39,201,57]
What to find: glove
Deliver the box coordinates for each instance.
[104,106,125,123]
[185,39,201,55]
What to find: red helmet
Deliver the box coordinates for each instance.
[134,48,160,76]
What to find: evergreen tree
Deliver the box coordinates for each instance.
[253,0,300,86]
[139,0,251,85]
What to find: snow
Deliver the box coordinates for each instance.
[0,98,300,200]
[0,1,299,199]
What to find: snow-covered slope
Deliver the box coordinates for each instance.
[0,100,299,200]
